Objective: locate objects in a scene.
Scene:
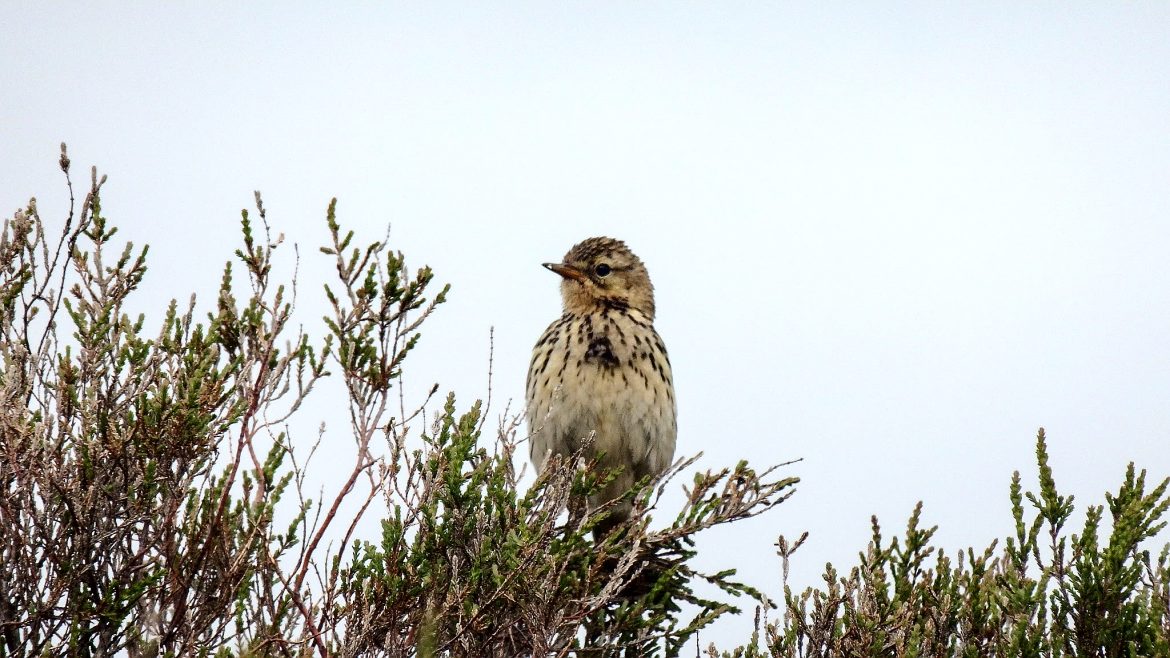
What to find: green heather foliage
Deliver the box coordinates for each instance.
[0,148,793,657]
[713,430,1170,658]
[1,148,1167,657]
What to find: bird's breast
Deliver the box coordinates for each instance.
[526,309,677,475]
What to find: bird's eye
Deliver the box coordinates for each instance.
[594,263,612,277]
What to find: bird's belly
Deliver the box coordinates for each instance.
[533,361,676,476]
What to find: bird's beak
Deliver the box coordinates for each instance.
[543,262,589,284]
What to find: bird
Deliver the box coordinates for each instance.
[526,237,677,539]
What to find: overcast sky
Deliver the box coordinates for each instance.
[4,3,1170,648]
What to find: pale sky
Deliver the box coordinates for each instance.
[4,3,1170,648]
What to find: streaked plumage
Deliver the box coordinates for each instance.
[526,237,677,536]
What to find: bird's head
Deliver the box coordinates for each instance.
[544,237,656,320]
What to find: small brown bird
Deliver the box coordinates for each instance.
[526,237,677,537]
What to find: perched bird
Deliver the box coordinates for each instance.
[526,237,677,538]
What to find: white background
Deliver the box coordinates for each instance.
[4,3,1169,648]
